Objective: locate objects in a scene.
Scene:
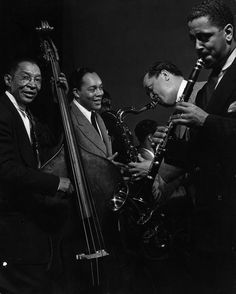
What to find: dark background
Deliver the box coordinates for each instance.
[0,0,236,133]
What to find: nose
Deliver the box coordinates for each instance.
[150,91,158,101]
[96,88,103,96]
[27,79,37,88]
[195,38,204,51]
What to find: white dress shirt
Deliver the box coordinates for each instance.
[215,47,236,88]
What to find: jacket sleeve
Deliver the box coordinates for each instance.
[202,112,236,145]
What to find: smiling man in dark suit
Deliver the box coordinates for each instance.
[0,58,73,293]
[69,67,113,159]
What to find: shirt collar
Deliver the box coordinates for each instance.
[221,48,236,72]
[5,90,26,113]
[176,80,187,102]
[73,98,92,122]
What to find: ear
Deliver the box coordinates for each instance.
[224,24,233,42]
[147,135,153,142]
[72,88,80,98]
[160,70,170,81]
[4,74,12,87]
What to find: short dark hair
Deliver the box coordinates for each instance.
[187,0,234,29]
[68,67,96,91]
[146,61,183,79]
[134,119,158,143]
[6,57,40,76]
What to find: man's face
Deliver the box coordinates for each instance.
[188,16,232,68]
[77,72,103,111]
[143,73,177,106]
[5,61,42,107]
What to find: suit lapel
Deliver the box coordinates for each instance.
[71,103,108,156]
[96,114,112,157]
[206,59,236,114]
[2,95,37,168]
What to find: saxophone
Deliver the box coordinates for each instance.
[108,100,158,211]
[111,59,204,260]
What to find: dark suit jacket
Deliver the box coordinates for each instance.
[70,102,112,158]
[0,94,60,264]
[187,59,236,252]
[192,59,236,198]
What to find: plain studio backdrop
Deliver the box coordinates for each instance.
[0,0,235,133]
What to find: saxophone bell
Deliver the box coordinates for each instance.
[108,182,129,212]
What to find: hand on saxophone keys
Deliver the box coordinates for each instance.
[128,155,152,181]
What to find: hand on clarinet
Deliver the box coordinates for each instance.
[172,101,209,127]
[151,126,168,145]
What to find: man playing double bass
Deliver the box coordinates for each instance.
[63,67,119,294]
[68,67,156,294]
[0,57,73,293]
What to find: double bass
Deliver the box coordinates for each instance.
[36,21,124,289]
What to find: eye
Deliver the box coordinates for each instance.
[199,34,210,42]
[21,75,31,82]
[197,33,212,43]
[88,87,96,93]
[34,77,42,83]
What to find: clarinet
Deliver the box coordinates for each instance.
[147,58,205,181]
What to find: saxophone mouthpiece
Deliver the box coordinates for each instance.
[146,99,159,110]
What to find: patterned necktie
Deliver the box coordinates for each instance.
[91,111,100,134]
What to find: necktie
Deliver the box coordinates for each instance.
[25,109,41,168]
[203,68,221,108]
[91,111,100,135]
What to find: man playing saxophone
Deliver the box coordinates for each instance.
[129,60,204,202]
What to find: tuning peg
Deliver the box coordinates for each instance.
[36,20,54,32]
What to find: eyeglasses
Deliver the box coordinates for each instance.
[15,74,42,86]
